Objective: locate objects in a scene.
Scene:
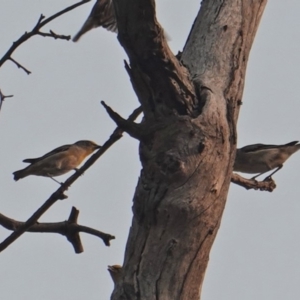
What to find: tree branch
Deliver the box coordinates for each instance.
[8,57,31,75]
[101,101,143,140]
[0,207,114,254]
[0,0,91,74]
[0,105,142,252]
[231,173,276,192]
[114,0,197,119]
[0,89,13,111]
[38,30,71,40]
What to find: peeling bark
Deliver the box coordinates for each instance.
[110,0,268,299]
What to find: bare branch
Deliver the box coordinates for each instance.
[8,57,31,75]
[0,89,13,111]
[39,0,91,28]
[101,101,143,140]
[0,207,114,254]
[231,173,276,192]
[0,106,142,252]
[0,0,90,74]
[38,30,71,40]
[114,0,196,118]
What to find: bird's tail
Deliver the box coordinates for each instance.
[13,169,27,181]
[72,19,94,42]
[73,0,117,42]
[288,141,300,154]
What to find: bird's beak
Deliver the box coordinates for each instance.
[95,145,101,149]
[107,265,113,271]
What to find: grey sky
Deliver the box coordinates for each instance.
[0,1,299,299]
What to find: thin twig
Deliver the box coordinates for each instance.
[39,0,91,28]
[0,89,14,111]
[38,30,71,40]
[8,57,31,75]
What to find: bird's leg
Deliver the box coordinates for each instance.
[47,174,63,185]
[263,165,283,181]
[251,172,266,180]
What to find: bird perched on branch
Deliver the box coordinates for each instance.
[107,265,122,286]
[73,0,116,42]
[234,141,300,180]
[13,140,101,182]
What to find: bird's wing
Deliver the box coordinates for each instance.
[23,144,71,164]
[239,143,274,153]
[239,141,299,153]
[281,141,299,147]
[90,0,117,32]
[72,0,117,42]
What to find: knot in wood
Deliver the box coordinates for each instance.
[156,151,184,176]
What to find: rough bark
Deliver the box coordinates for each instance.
[110,0,268,299]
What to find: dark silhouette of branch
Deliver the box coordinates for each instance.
[0,207,114,254]
[0,105,142,253]
[0,89,13,111]
[0,0,91,74]
[38,30,71,40]
[8,57,31,75]
[231,173,276,192]
[101,101,143,140]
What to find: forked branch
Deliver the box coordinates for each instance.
[0,207,114,254]
[0,0,91,74]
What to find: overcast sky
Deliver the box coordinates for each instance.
[1,1,300,299]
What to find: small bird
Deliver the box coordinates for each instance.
[107,265,122,286]
[234,141,300,180]
[13,140,101,182]
[73,0,116,42]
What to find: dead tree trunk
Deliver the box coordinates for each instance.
[108,0,268,299]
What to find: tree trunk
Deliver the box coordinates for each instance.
[110,0,267,299]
